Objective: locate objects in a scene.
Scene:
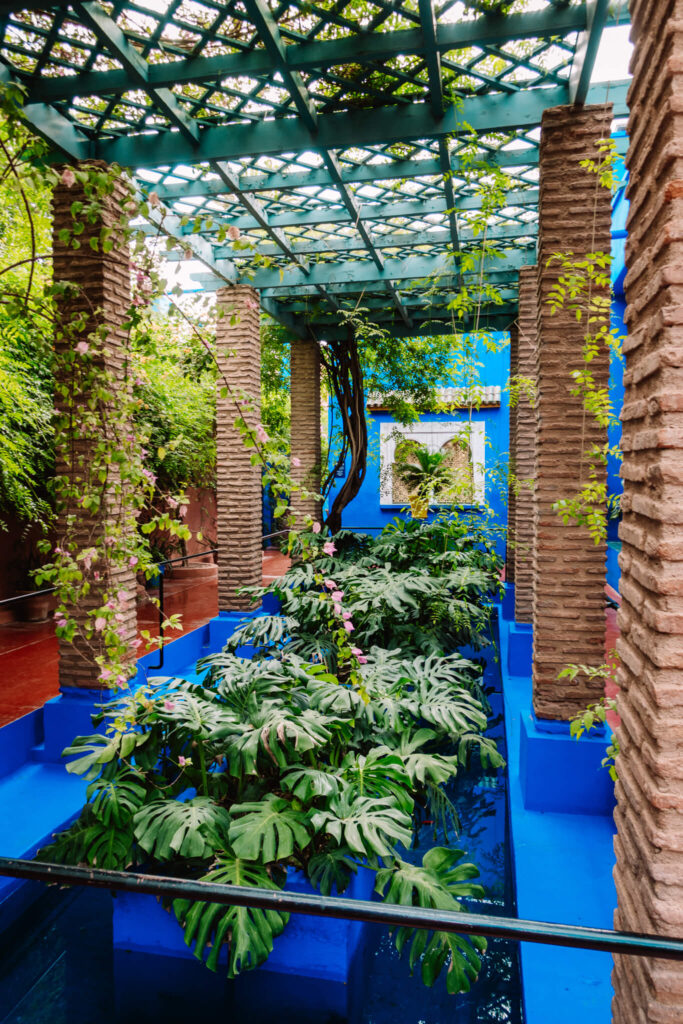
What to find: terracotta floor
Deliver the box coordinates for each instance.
[0,549,290,728]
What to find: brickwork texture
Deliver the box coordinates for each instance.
[532,104,613,719]
[514,266,538,623]
[215,286,262,610]
[612,4,683,1020]
[290,338,322,528]
[505,323,519,584]
[53,168,137,689]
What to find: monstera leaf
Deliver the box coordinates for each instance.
[173,852,289,976]
[340,750,413,812]
[223,704,333,776]
[36,809,134,870]
[218,614,299,655]
[229,793,312,862]
[381,728,461,786]
[280,766,341,802]
[408,678,488,738]
[62,731,151,781]
[375,846,486,994]
[311,793,412,859]
[307,847,358,896]
[87,768,147,827]
[133,796,231,860]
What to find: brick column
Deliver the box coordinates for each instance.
[215,286,262,610]
[53,167,137,689]
[514,266,538,624]
[612,4,683,1020]
[505,324,518,584]
[290,338,322,528]
[532,104,612,719]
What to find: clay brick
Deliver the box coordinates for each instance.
[612,4,683,1020]
[505,323,519,584]
[290,338,322,528]
[513,267,537,622]
[531,105,612,720]
[52,166,137,690]
[215,286,262,610]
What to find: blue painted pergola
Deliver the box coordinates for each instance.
[0,0,629,338]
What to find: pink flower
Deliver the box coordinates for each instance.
[312,522,321,534]
[256,423,269,444]
[148,191,160,208]
[333,603,342,616]
[132,637,142,649]
[178,755,191,767]
[343,620,354,633]
[227,225,241,241]
[99,668,112,681]
[324,579,337,590]
[357,655,368,664]
[75,340,89,355]
[94,616,107,632]
[342,610,352,620]
[54,612,67,627]
[60,168,76,188]
[129,556,138,567]
[291,457,301,468]
[351,647,363,657]
[117,590,128,603]
[331,591,344,602]
[164,700,175,711]
[323,541,336,556]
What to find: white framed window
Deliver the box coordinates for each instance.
[379,421,486,506]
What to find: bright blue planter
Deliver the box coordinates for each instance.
[113,865,375,984]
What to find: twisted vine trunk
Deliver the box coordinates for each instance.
[319,327,367,534]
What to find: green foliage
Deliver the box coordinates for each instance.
[229,794,312,861]
[39,513,504,994]
[375,847,487,993]
[132,312,216,493]
[173,853,289,976]
[564,652,620,781]
[133,797,231,860]
[544,137,624,544]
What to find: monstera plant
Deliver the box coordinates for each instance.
[38,515,504,995]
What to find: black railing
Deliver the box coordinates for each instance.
[0,586,57,606]
[0,858,681,962]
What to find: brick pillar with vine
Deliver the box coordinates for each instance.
[514,265,538,624]
[505,322,518,585]
[53,166,138,689]
[215,285,262,610]
[532,103,613,719]
[612,3,683,1020]
[289,337,322,529]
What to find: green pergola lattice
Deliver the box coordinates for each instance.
[0,0,630,338]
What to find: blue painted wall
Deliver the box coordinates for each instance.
[325,333,511,559]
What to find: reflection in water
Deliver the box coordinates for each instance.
[0,633,522,1024]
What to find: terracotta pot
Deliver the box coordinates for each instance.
[170,563,218,583]
[15,591,51,622]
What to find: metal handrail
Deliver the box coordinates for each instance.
[0,586,57,606]
[0,858,681,962]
